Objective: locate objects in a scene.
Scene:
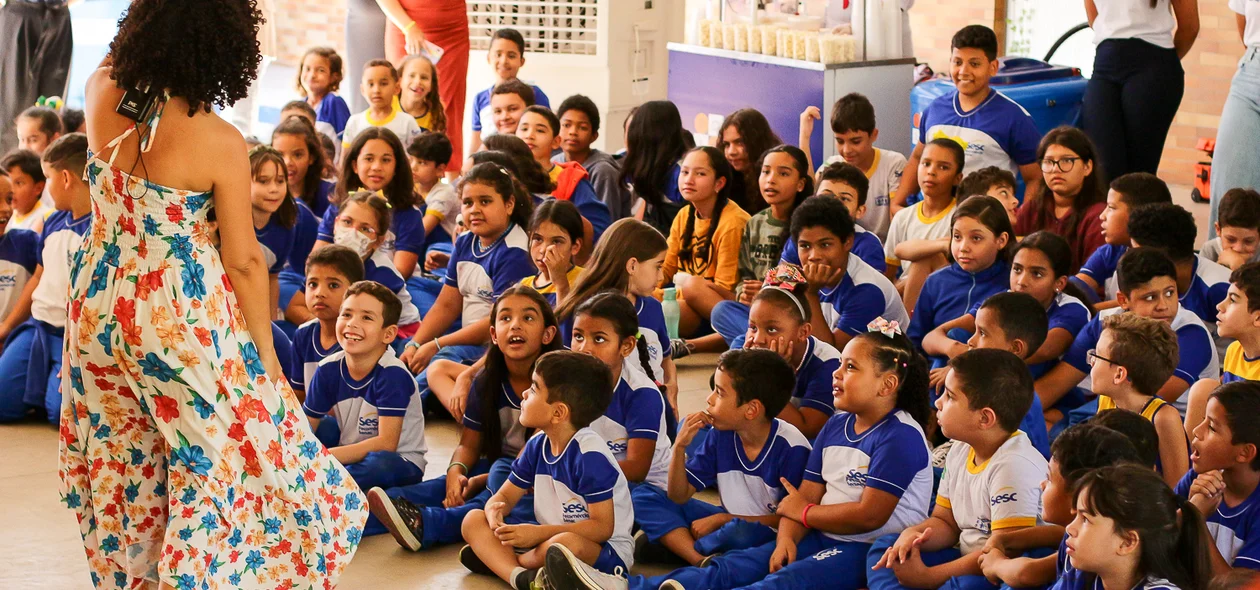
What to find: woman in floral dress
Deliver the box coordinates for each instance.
[59,2,367,588]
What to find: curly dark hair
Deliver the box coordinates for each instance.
[109,0,263,116]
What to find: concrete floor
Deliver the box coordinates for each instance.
[0,356,720,589]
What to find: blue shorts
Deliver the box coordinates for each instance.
[592,541,628,575]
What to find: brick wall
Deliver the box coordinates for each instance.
[272,1,348,66]
[271,1,1236,186]
[908,0,999,77]
[1161,1,1244,186]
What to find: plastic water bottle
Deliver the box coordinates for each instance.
[662,287,681,340]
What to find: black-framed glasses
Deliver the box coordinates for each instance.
[1040,157,1080,173]
[1086,349,1120,367]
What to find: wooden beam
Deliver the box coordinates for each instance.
[995,0,1008,56]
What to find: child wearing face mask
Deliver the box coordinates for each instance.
[315,127,426,280]
[331,191,422,343]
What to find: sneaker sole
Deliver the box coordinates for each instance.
[461,544,495,576]
[545,544,599,590]
[366,488,421,552]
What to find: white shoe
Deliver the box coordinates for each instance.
[659,581,685,590]
[544,544,628,590]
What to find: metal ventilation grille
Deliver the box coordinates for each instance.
[468,1,599,56]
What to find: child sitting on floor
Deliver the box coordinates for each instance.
[461,351,632,590]
[631,348,810,567]
[303,281,428,491]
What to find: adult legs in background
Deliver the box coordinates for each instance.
[1082,40,1129,184]
[386,0,471,172]
[229,56,274,137]
[1118,42,1183,177]
[1210,48,1260,238]
[344,0,388,114]
[0,2,72,154]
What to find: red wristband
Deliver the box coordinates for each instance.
[802,503,817,528]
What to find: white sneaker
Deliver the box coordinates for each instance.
[659,581,685,590]
[544,544,628,590]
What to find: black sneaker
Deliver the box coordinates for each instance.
[670,338,693,360]
[460,544,494,576]
[545,544,627,590]
[366,487,423,551]
[512,567,541,590]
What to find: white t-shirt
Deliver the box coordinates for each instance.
[1232,0,1260,49]
[937,433,1048,554]
[422,181,460,241]
[342,108,422,149]
[820,148,907,241]
[1092,0,1176,48]
[7,200,52,235]
[32,210,90,328]
[883,198,957,273]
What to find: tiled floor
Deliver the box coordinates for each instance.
[0,355,721,589]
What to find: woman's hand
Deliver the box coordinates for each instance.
[404,24,426,56]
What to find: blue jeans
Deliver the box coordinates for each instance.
[865,534,996,590]
[628,532,865,590]
[712,300,750,349]
[630,484,777,555]
[0,319,63,423]
[1211,47,1260,238]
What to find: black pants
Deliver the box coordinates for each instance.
[0,1,73,154]
[1082,38,1184,182]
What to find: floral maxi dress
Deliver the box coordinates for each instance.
[58,109,368,589]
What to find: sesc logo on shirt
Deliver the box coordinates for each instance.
[845,466,870,487]
[358,411,379,436]
[990,487,1019,506]
[606,437,628,454]
[560,496,589,523]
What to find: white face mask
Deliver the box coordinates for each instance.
[334,225,375,259]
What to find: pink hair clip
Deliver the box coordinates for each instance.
[867,317,902,338]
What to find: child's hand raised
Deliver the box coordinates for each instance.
[774,478,809,524]
[769,539,797,573]
[1188,470,1226,516]
[799,106,822,142]
[675,411,712,450]
[801,262,843,294]
[542,244,568,282]
[495,523,548,548]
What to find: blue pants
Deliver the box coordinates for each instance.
[0,318,63,424]
[343,451,425,492]
[275,268,306,338]
[629,532,865,590]
[631,484,776,556]
[365,456,536,548]
[415,343,487,399]
[865,534,995,590]
[712,300,750,349]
